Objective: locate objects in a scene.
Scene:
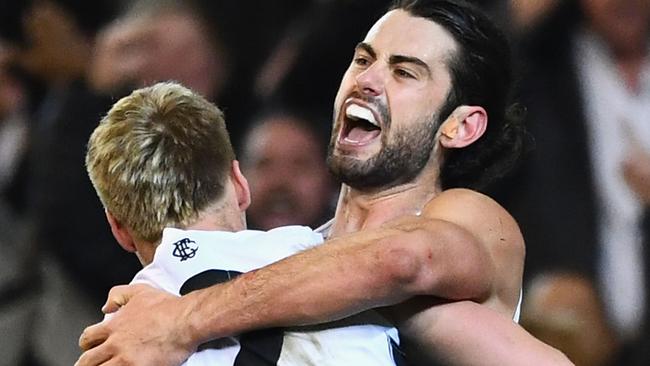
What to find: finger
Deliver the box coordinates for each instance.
[75,343,112,366]
[102,359,131,366]
[102,284,143,313]
[79,322,110,351]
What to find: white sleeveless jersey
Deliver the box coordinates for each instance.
[129,226,402,366]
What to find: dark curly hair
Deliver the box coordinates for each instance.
[392,0,527,192]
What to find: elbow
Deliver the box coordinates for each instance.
[374,236,432,297]
[374,227,494,302]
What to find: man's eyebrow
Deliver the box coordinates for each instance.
[355,42,376,59]
[356,42,432,78]
[389,55,432,77]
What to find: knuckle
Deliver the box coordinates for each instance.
[115,355,136,366]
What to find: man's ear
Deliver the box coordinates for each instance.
[105,210,137,253]
[231,160,251,211]
[438,105,487,148]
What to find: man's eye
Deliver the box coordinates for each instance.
[395,69,415,79]
[354,57,369,66]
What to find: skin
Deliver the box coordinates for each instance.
[522,273,618,366]
[622,147,650,204]
[579,0,650,91]
[90,11,224,99]
[242,117,335,230]
[0,43,25,119]
[509,0,560,32]
[14,0,90,84]
[393,299,572,366]
[582,0,650,201]
[107,162,252,267]
[76,10,572,366]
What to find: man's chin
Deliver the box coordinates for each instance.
[329,158,416,192]
[328,147,378,168]
[329,166,383,191]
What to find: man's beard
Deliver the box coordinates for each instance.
[327,116,438,191]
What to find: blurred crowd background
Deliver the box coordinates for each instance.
[0,0,649,365]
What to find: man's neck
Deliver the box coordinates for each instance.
[186,213,247,233]
[139,208,247,266]
[329,174,441,237]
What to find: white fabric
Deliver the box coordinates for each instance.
[280,314,400,366]
[513,289,522,323]
[0,112,28,190]
[127,226,400,365]
[575,29,650,339]
[133,226,323,294]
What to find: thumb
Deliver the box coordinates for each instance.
[102,283,150,313]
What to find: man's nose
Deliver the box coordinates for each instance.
[355,63,385,97]
[265,163,293,186]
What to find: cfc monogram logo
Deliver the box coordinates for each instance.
[172,238,198,261]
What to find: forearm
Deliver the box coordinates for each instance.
[183,228,416,344]
[182,220,493,345]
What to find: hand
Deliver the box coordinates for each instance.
[99,283,148,315]
[18,1,89,81]
[622,148,650,204]
[88,18,149,93]
[76,284,196,366]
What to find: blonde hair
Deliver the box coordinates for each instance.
[86,81,235,242]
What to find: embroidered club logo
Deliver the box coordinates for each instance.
[172,238,198,261]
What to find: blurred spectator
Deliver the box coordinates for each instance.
[0,38,38,366]
[241,107,337,230]
[507,0,559,33]
[0,200,36,366]
[89,0,226,100]
[623,147,650,205]
[522,272,619,366]
[89,0,305,150]
[0,1,141,365]
[0,40,29,211]
[480,0,560,36]
[499,0,650,359]
[0,0,320,363]
[253,0,392,122]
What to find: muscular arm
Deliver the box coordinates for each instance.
[181,218,493,340]
[187,189,521,335]
[77,189,524,365]
[390,299,574,366]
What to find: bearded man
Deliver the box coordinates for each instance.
[77,1,571,365]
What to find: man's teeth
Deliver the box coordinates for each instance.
[345,104,378,126]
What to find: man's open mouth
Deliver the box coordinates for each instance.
[339,103,382,145]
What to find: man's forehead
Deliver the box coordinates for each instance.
[362,9,457,64]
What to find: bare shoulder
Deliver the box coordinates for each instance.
[424,188,525,312]
[424,188,509,217]
[423,188,524,252]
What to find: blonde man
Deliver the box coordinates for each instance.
[85,82,405,365]
[86,81,250,266]
[78,0,574,364]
